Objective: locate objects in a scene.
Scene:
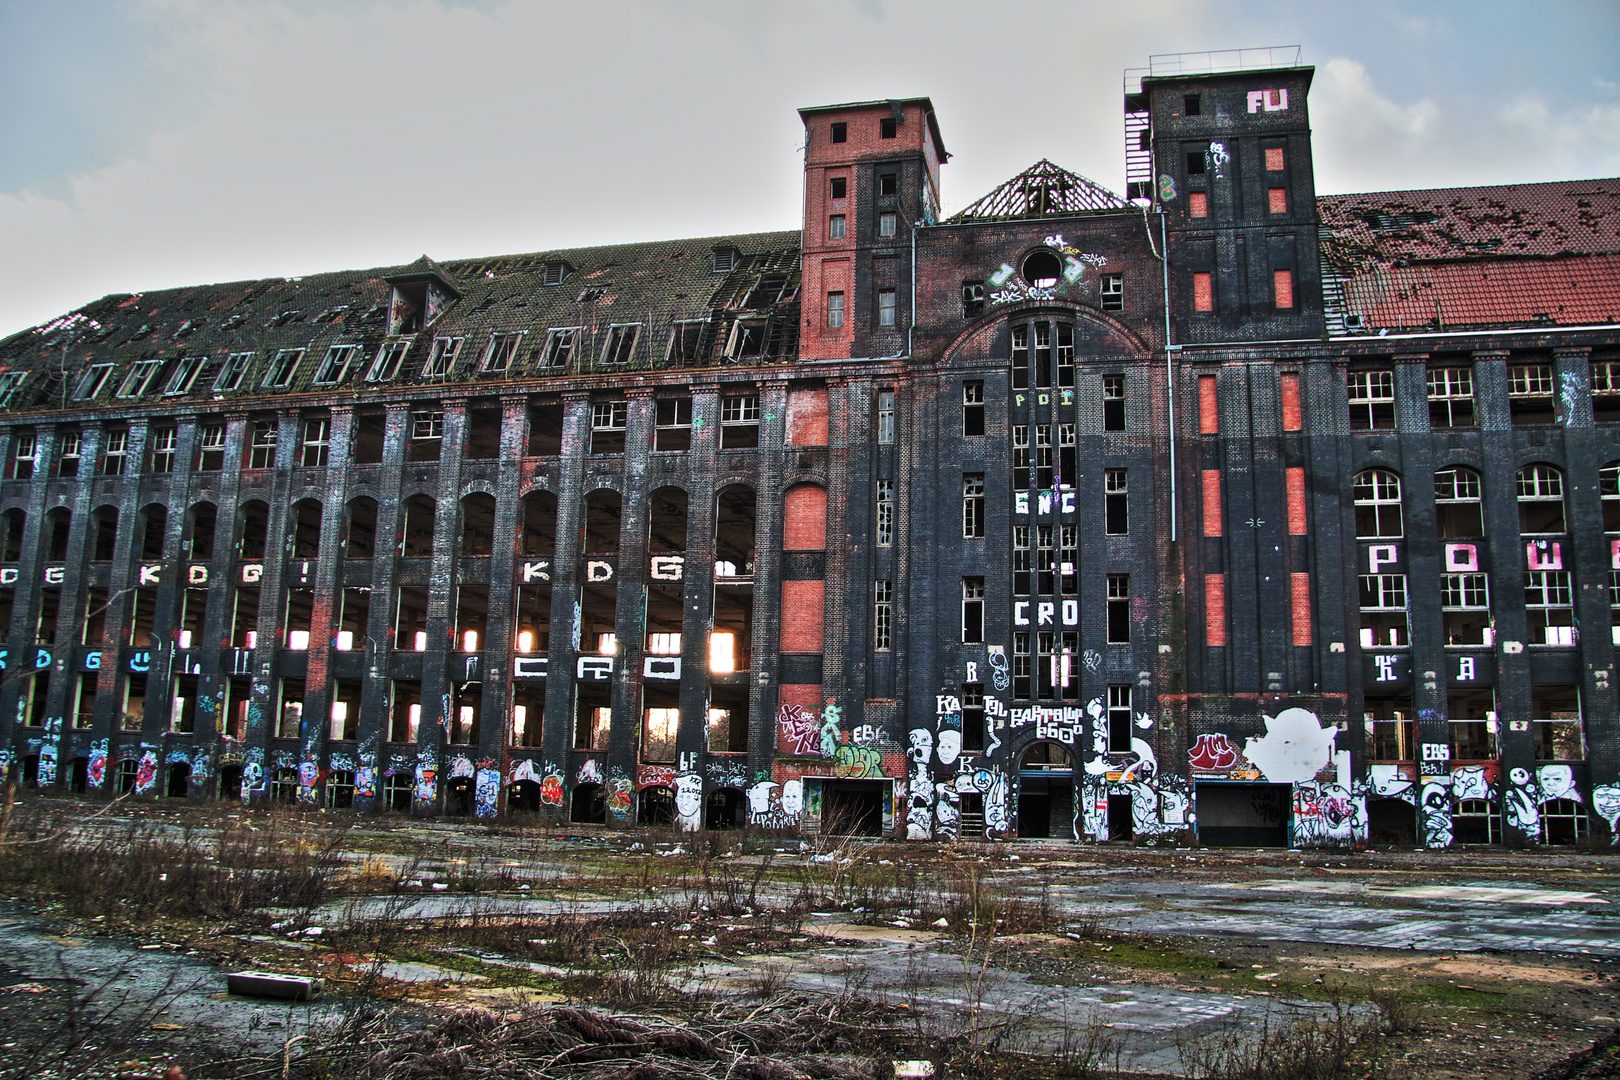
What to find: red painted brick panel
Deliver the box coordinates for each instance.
[786,389,829,446]
[1274,269,1294,310]
[1199,375,1218,433]
[1280,372,1301,431]
[1194,272,1214,312]
[783,484,827,551]
[775,684,824,755]
[1286,466,1307,534]
[1265,147,1285,171]
[1291,573,1312,646]
[1268,188,1288,214]
[780,580,825,653]
[1204,574,1226,646]
[1202,470,1222,536]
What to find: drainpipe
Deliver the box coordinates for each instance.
[1159,210,1177,542]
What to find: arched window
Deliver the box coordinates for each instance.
[290,499,322,558]
[238,501,269,559]
[460,493,496,556]
[521,491,557,556]
[1516,464,1566,534]
[138,504,168,559]
[1353,470,1403,538]
[648,487,688,553]
[584,490,621,556]
[715,485,756,575]
[400,495,436,557]
[45,507,71,561]
[187,503,217,560]
[344,497,378,559]
[1433,467,1483,538]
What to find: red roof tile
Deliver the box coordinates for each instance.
[1340,252,1620,330]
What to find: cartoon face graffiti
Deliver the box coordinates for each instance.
[937,729,961,767]
[907,728,934,766]
[780,779,803,821]
[1538,765,1576,802]
[675,773,705,824]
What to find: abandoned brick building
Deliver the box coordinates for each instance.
[2,49,1617,847]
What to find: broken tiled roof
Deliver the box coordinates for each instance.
[1317,178,1620,332]
[0,231,801,414]
[948,160,1131,223]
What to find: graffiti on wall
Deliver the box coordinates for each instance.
[675,772,703,831]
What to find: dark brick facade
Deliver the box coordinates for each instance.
[0,64,1616,847]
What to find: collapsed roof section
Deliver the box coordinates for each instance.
[0,231,802,415]
[948,159,1132,223]
[1317,178,1620,333]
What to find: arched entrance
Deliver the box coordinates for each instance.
[508,780,541,813]
[571,783,605,824]
[1017,742,1074,840]
[219,765,243,802]
[706,787,744,830]
[638,785,675,826]
[446,777,472,817]
[167,762,191,799]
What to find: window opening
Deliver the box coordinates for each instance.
[312,345,359,385]
[962,578,984,643]
[1359,573,1409,648]
[1103,374,1126,431]
[73,363,114,400]
[1435,467,1483,538]
[1107,574,1130,643]
[877,288,897,325]
[1348,370,1396,430]
[962,281,984,317]
[963,381,985,436]
[873,580,893,651]
[1427,367,1475,428]
[421,337,462,379]
[963,474,985,538]
[1105,469,1128,534]
[1509,363,1558,425]
[261,349,303,389]
[876,391,895,443]
[1353,470,1403,538]
[149,427,176,473]
[1101,274,1124,311]
[876,479,894,547]
[655,397,693,451]
[1517,464,1566,534]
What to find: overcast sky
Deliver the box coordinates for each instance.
[2,0,1617,338]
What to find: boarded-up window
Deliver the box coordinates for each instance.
[783,484,827,551]
[1280,372,1302,431]
[1193,272,1214,313]
[780,581,825,652]
[1291,573,1312,646]
[1268,188,1287,214]
[1199,375,1218,433]
[1274,269,1294,310]
[1202,470,1222,537]
[786,389,829,446]
[1286,467,1307,535]
[1204,574,1226,647]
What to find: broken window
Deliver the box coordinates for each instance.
[521,491,557,556]
[963,381,985,436]
[1034,424,1054,489]
[0,371,23,409]
[1012,425,1030,490]
[1101,274,1124,311]
[1603,463,1620,533]
[829,214,846,240]
[409,410,443,462]
[585,490,622,555]
[511,681,544,748]
[91,507,117,561]
[1103,374,1126,431]
[1532,685,1583,761]
[312,345,359,385]
[1525,569,1574,646]
[876,390,895,444]
[725,396,761,446]
[830,121,847,143]
[1441,572,1491,647]
[666,321,706,364]
[1107,686,1132,752]
[1013,632,1031,698]
[1364,692,1414,761]
[284,586,314,649]
[962,281,985,318]
[1435,467,1484,538]
[394,586,430,651]
[248,421,277,468]
[456,584,488,651]
[873,580,893,651]
[1509,363,1558,425]
[516,581,551,655]
[1105,469,1128,535]
[465,406,500,459]
[115,360,164,400]
[725,320,767,359]
[877,288,896,326]
[73,363,113,401]
[643,688,679,764]
[99,428,127,475]
[655,397,692,451]
[211,352,251,392]
[330,679,362,741]
[600,323,641,365]
[161,355,208,396]
[1060,524,1078,593]
[55,430,80,477]
[1353,469,1403,538]
[399,495,436,558]
[1107,575,1130,643]
[390,680,422,743]
[590,400,628,455]
[1591,360,1620,422]
[301,417,330,467]
[366,341,411,382]
[421,336,462,379]
[876,479,894,547]
[961,577,984,644]
[830,176,847,198]
[232,585,260,648]
[149,426,176,473]
[1427,367,1475,428]
[963,474,985,538]
[482,332,522,373]
[1348,370,1396,430]
[460,493,496,557]
[826,291,845,329]
[8,432,35,480]
[879,172,897,195]
[261,349,304,390]
[527,401,563,455]
[541,327,579,367]
[880,116,896,139]
[1359,573,1408,648]
[239,500,269,559]
[1517,464,1566,534]
[1037,525,1055,594]
[336,587,368,651]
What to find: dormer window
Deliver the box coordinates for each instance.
[713,248,737,273]
[311,345,360,386]
[482,332,523,373]
[213,352,252,392]
[421,336,463,379]
[115,359,165,399]
[387,274,456,335]
[366,341,410,383]
[261,349,304,390]
[73,364,113,401]
[0,372,25,409]
[542,261,572,286]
